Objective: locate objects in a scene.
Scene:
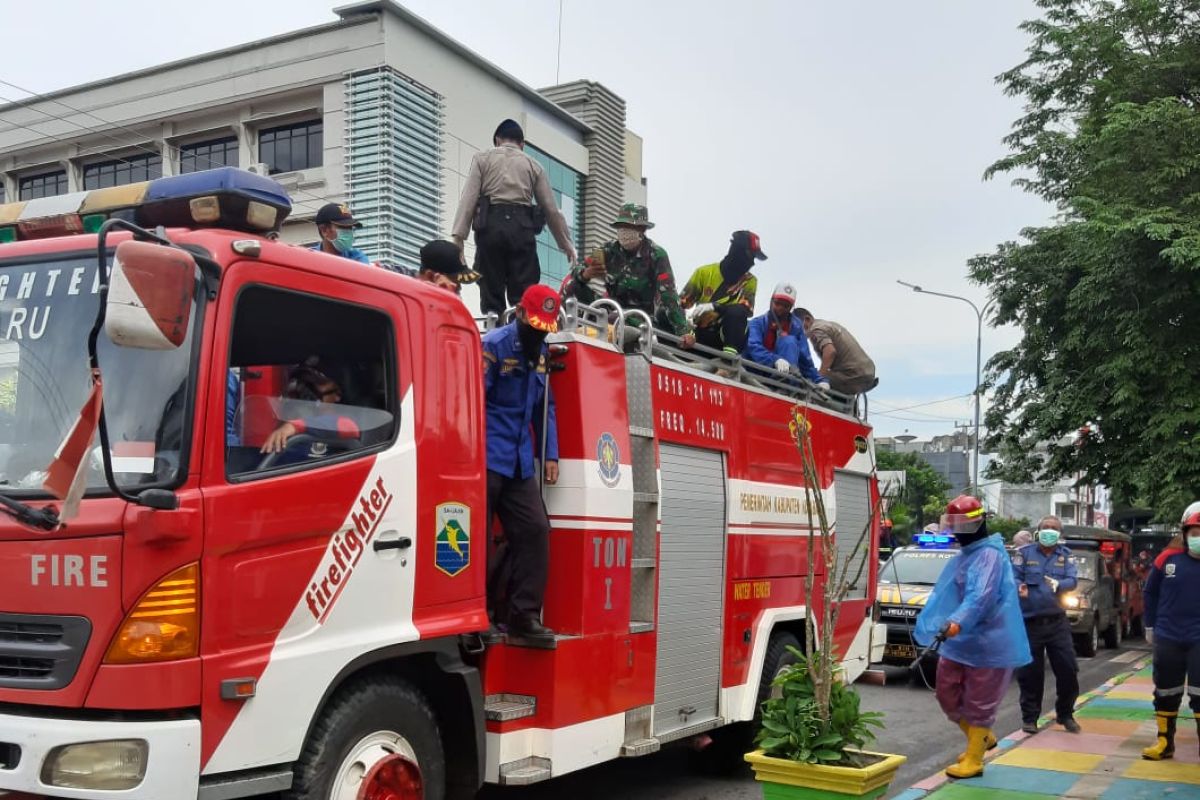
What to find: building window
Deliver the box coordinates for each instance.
[19,170,68,200]
[259,120,323,175]
[82,153,162,190]
[525,145,583,289]
[179,136,239,174]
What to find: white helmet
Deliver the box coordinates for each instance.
[1182,501,1200,523]
[772,282,797,307]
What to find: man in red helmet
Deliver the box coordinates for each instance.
[915,495,1030,779]
[1140,508,1200,760]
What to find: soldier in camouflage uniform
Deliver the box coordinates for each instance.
[560,203,696,347]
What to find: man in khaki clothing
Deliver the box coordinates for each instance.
[796,308,878,395]
[452,119,577,315]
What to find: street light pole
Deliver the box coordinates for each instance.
[897,280,996,497]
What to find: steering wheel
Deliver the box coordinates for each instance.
[256,434,361,471]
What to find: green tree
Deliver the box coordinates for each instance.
[876,450,952,537]
[972,0,1200,521]
[988,515,1033,541]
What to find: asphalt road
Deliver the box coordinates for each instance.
[479,640,1150,800]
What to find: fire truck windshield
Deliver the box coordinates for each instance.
[0,253,199,495]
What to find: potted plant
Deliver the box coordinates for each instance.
[744,406,906,798]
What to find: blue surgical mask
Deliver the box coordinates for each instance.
[1037,528,1060,547]
[332,229,355,254]
[1188,536,1200,556]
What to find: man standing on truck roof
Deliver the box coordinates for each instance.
[311,202,370,264]
[560,203,696,347]
[915,494,1031,780]
[481,284,561,640]
[680,230,765,355]
[1013,515,1081,735]
[452,118,577,315]
[744,281,824,386]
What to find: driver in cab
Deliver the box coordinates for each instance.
[260,361,360,456]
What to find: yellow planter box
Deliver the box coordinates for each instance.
[744,749,907,798]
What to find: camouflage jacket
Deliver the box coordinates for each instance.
[562,238,692,336]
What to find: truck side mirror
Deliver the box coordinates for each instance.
[105,240,195,350]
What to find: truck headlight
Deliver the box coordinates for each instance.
[1063,594,1088,609]
[41,740,148,790]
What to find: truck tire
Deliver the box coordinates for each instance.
[1077,620,1099,658]
[285,675,445,800]
[692,631,801,775]
[1104,616,1122,649]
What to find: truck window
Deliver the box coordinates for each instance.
[225,285,396,477]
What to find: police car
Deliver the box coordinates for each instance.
[876,533,959,678]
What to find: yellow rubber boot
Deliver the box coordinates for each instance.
[946,725,989,779]
[955,719,997,764]
[1142,712,1177,761]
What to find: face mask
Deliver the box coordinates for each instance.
[1188,536,1200,556]
[331,229,355,254]
[1037,528,1060,547]
[517,321,548,364]
[616,229,642,251]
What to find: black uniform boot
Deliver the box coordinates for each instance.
[509,614,555,639]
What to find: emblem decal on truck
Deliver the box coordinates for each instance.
[597,432,621,488]
[435,502,471,577]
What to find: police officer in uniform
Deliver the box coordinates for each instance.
[452,119,577,315]
[1141,509,1200,760]
[1012,515,1081,734]
[481,284,561,640]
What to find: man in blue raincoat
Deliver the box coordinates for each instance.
[916,494,1031,780]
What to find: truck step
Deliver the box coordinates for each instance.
[485,694,536,722]
[620,738,660,757]
[498,757,552,785]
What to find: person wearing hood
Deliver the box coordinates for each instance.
[915,494,1032,780]
[480,285,561,640]
[1140,506,1200,761]
[679,230,766,355]
[745,281,825,386]
[1012,515,1080,735]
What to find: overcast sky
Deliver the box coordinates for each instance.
[7,0,1050,440]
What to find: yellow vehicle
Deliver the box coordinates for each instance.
[875,537,959,683]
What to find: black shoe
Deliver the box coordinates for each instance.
[509,616,555,639]
[1021,721,1038,735]
[1059,717,1081,733]
[481,623,506,645]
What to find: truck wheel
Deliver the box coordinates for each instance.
[1077,620,1099,658]
[1104,617,1122,649]
[693,631,801,775]
[285,676,445,800]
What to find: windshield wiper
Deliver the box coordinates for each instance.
[0,494,60,531]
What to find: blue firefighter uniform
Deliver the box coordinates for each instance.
[1012,541,1080,727]
[1142,547,1200,759]
[481,321,558,629]
[745,311,822,383]
[308,242,371,264]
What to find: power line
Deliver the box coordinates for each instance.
[872,393,973,415]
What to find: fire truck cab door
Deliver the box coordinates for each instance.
[197,262,417,775]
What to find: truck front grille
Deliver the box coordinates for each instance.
[0,615,90,690]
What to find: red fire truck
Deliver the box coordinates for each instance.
[0,168,884,799]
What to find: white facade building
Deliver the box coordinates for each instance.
[0,1,648,299]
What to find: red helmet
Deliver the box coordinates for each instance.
[941,494,986,535]
[1183,510,1200,533]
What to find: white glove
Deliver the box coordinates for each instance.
[1146,627,1154,646]
[691,302,715,318]
[774,358,791,373]
[817,381,831,391]
[1046,577,1059,593]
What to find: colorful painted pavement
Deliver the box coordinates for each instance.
[893,658,1200,800]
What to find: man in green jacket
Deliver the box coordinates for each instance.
[561,203,695,346]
